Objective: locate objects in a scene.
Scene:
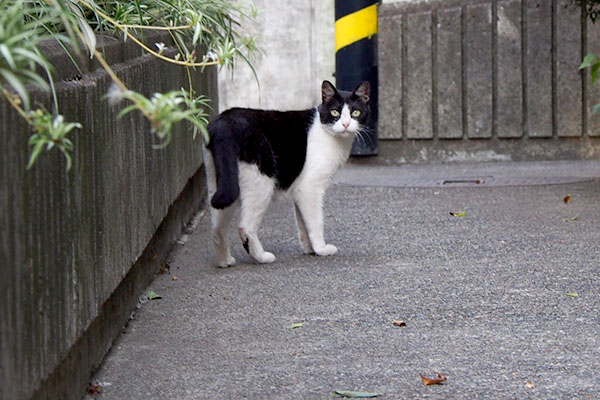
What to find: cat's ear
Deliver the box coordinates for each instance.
[353,81,370,104]
[321,80,337,103]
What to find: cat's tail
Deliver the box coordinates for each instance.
[207,124,240,209]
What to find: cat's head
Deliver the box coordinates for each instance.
[318,80,370,138]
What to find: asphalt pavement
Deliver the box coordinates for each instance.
[90,160,600,399]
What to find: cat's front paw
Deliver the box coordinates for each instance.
[314,244,337,257]
[255,251,276,264]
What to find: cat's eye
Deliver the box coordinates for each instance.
[330,109,340,117]
[351,110,362,118]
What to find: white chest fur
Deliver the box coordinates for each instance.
[292,108,354,193]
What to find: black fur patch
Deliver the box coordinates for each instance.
[242,238,249,254]
[206,81,370,209]
[208,108,314,191]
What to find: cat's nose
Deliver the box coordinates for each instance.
[342,121,350,129]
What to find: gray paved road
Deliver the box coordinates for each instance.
[92,161,600,399]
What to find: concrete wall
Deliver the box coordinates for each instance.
[378,0,600,162]
[218,0,335,111]
[0,33,217,400]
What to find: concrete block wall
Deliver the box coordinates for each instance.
[217,0,335,111]
[379,0,600,162]
[0,33,217,400]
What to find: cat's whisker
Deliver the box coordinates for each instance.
[355,130,367,147]
[353,127,373,148]
[357,127,375,148]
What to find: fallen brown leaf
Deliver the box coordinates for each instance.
[87,382,102,395]
[420,373,447,386]
[392,320,407,327]
[564,195,572,204]
[158,263,170,274]
[525,381,535,389]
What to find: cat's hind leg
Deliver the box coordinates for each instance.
[205,147,237,267]
[211,204,238,268]
[238,162,276,264]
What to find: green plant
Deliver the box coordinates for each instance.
[1,0,259,170]
[115,88,211,148]
[0,0,53,109]
[27,110,80,170]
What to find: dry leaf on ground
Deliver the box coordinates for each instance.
[564,195,572,204]
[87,382,102,395]
[158,263,170,274]
[420,373,447,386]
[392,320,407,327]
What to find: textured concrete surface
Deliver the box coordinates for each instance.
[91,160,600,399]
[1,33,217,400]
[217,0,335,112]
[378,0,600,161]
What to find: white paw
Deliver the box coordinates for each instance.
[255,251,276,264]
[217,256,236,268]
[314,244,337,257]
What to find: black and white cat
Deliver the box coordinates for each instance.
[204,80,370,267]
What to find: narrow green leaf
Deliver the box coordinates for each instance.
[117,104,140,119]
[565,292,579,297]
[580,53,596,69]
[26,140,45,170]
[192,22,202,45]
[12,48,49,69]
[333,390,383,398]
[147,290,162,300]
[20,69,50,91]
[63,151,73,171]
[0,44,16,70]
[285,322,304,330]
[449,211,467,217]
[592,62,600,85]
[0,69,31,109]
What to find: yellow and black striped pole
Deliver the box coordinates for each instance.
[335,0,379,156]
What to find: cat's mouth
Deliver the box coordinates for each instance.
[335,128,356,139]
[329,125,356,138]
